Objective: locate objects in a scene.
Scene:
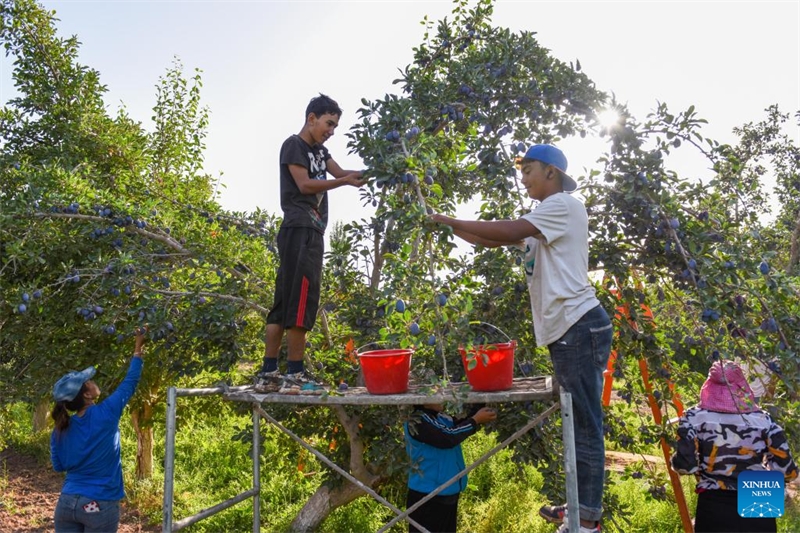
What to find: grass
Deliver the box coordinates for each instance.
[0,461,22,516]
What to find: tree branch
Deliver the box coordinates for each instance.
[132,283,269,314]
[31,212,190,253]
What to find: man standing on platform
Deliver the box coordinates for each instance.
[254,94,366,394]
[431,144,613,532]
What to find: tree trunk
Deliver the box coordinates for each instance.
[130,399,154,480]
[788,211,800,274]
[289,406,380,532]
[32,398,50,432]
[290,479,374,533]
[370,235,385,292]
[370,215,395,293]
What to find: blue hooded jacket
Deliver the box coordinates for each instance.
[50,357,143,501]
[404,407,479,496]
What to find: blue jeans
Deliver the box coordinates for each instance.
[548,304,613,523]
[54,493,120,532]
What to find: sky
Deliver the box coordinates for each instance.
[1,1,798,231]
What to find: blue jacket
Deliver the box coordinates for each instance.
[404,407,479,496]
[50,357,143,501]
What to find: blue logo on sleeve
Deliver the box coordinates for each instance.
[738,470,785,518]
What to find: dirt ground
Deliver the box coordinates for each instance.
[0,448,158,533]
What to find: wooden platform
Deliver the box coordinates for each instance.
[223,376,556,405]
[163,376,572,533]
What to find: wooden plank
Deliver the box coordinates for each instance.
[224,376,555,405]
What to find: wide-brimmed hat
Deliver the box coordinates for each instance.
[699,360,759,413]
[520,144,578,193]
[53,367,96,402]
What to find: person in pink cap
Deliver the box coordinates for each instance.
[671,359,797,532]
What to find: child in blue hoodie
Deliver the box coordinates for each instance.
[404,403,497,532]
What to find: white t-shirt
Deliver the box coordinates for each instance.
[738,357,771,399]
[518,193,600,346]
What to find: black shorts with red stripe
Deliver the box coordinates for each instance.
[266,226,323,331]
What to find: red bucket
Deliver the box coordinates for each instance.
[358,349,413,394]
[459,340,516,391]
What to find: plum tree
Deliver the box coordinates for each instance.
[0,0,279,479]
[313,1,799,528]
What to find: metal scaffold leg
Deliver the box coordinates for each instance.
[163,386,177,533]
[252,405,261,533]
[560,390,580,533]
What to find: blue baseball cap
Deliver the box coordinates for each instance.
[53,366,96,402]
[521,144,577,193]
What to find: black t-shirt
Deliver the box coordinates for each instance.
[279,134,332,233]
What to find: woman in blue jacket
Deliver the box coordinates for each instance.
[404,403,497,532]
[50,328,146,533]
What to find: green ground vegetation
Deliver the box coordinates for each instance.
[3,376,798,533]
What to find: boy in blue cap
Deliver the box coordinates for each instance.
[254,94,366,394]
[431,144,612,533]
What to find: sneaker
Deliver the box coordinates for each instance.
[539,504,567,524]
[279,371,326,395]
[555,519,600,533]
[254,370,283,393]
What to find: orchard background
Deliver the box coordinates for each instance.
[1,0,798,531]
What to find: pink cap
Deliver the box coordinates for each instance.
[699,360,759,413]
